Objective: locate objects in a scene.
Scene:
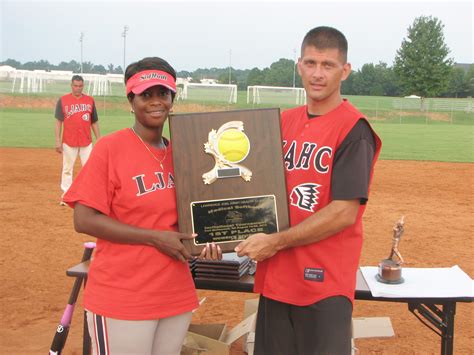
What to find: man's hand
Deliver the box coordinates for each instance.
[55,142,63,153]
[234,233,280,262]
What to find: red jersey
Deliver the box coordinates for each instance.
[63,128,198,320]
[56,93,97,147]
[254,100,381,306]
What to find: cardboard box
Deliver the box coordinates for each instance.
[352,317,394,339]
[351,317,394,355]
[245,331,255,355]
[183,297,393,354]
[182,313,256,355]
[242,298,259,354]
[243,298,259,318]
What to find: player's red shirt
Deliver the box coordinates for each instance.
[56,93,97,147]
[254,100,381,306]
[63,128,198,320]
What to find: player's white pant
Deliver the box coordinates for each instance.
[60,143,92,194]
[86,310,192,355]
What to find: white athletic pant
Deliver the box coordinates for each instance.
[60,143,92,194]
[86,310,193,355]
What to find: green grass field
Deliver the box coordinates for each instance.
[1,92,473,163]
[371,123,473,162]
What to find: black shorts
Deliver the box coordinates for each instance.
[254,295,353,355]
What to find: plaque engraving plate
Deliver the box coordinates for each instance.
[191,195,278,245]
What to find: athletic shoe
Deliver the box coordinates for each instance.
[59,201,67,206]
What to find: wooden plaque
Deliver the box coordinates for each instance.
[169,108,289,255]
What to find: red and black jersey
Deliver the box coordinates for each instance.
[55,93,98,147]
[63,129,198,320]
[254,100,381,306]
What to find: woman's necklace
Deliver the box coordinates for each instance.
[131,127,167,170]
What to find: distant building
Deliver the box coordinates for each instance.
[454,63,472,72]
[176,77,215,85]
[176,77,192,86]
[0,65,17,79]
[200,78,217,85]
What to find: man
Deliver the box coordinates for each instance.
[55,75,100,205]
[236,26,382,354]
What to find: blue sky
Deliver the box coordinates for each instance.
[1,0,472,72]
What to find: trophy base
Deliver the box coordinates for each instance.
[375,274,405,284]
[377,259,404,284]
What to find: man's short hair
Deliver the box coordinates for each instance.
[71,75,84,82]
[301,26,348,63]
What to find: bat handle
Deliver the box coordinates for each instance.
[65,242,96,306]
[84,241,96,250]
[81,242,96,263]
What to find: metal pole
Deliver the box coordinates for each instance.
[122,25,129,74]
[293,48,296,88]
[79,32,84,73]
[228,49,232,84]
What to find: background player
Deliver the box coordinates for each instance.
[54,75,100,205]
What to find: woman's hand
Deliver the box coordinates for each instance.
[73,203,198,262]
[150,231,196,262]
[198,242,222,260]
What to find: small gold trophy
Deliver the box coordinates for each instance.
[376,216,405,284]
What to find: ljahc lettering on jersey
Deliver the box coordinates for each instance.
[65,104,93,119]
[133,172,175,196]
[283,140,333,173]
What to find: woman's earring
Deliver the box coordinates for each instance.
[130,108,135,114]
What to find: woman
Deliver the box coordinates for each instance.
[63,57,221,354]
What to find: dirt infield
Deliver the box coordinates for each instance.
[0,148,472,354]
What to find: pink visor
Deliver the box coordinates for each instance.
[126,70,177,95]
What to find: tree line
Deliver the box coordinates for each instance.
[1,58,124,75]
[2,16,472,98]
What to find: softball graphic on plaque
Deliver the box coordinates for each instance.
[169,109,289,255]
[202,121,252,184]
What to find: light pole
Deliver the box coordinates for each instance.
[228,49,232,84]
[122,25,129,74]
[79,32,84,73]
[292,48,297,88]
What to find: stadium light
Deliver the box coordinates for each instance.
[122,25,129,74]
[79,32,84,73]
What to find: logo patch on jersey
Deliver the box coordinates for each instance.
[290,183,321,212]
[82,113,90,121]
[304,267,324,282]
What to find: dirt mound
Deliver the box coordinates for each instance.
[0,94,57,109]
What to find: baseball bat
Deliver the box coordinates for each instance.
[49,242,96,355]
